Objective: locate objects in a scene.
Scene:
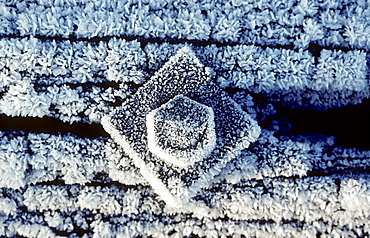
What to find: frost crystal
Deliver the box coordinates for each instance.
[147,95,216,167]
[102,46,260,207]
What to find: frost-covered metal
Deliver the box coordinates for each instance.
[102,46,260,207]
[147,95,216,168]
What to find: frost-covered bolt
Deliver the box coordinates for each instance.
[146,95,216,167]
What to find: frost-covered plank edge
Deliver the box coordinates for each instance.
[27,174,369,225]
[2,174,369,237]
[0,221,58,238]
[0,132,147,189]
[0,37,146,86]
[207,174,370,224]
[0,35,367,88]
[147,42,370,109]
[0,37,313,86]
[1,129,370,190]
[0,81,135,123]
[95,216,368,238]
[0,132,107,189]
[1,0,370,50]
[4,208,366,237]
[21,184,162,216]
[216,129,370,183]
[101,176,370,237]
[1,39,368,122]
